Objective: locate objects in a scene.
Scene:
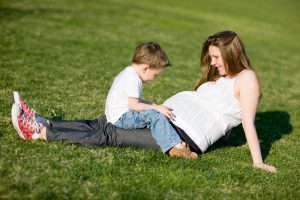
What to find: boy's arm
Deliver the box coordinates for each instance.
[128,97,175,121]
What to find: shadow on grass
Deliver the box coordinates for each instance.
[210,111,292,159]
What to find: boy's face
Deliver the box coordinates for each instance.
[141,67,166,82]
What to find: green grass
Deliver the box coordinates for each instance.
[1,0,300,199]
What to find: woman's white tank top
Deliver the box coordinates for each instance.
[163,77,241,152]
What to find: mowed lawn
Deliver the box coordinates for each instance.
[1,0,299,199]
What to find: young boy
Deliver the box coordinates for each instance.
[105,42,197,159]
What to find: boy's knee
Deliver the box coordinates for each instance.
[147,109,166,121]
[148,109,161,116]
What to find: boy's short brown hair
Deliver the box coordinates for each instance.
[132,42,171,69]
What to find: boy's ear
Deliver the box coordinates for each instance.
[142,64,150,73]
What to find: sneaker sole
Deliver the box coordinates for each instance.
[11,103,25,140]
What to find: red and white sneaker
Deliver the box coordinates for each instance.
[11,103,43,140]
[13,91,37,118]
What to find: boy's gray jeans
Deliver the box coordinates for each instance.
[46,115,161,150]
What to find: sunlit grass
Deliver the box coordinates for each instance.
[1,0,299,199]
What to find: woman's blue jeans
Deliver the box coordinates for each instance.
[114,109,182,153]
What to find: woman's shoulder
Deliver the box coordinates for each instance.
[237,69,257,79]
[233,70,261,102]
[235,69,259,85]
[235,69,260,92]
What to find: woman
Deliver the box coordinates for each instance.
[11,31,277,173]
[164,30,277,173]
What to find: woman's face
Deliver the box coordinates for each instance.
[208,45,227,76]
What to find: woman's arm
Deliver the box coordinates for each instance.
[236,70,277,173]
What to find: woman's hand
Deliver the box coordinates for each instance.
[253,162,278,173]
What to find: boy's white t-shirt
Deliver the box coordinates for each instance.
[105,66,142,124]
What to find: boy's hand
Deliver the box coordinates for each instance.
[154,105,176,121]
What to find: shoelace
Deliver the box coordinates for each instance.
[20,98,36,118]
[18,112,41,139]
